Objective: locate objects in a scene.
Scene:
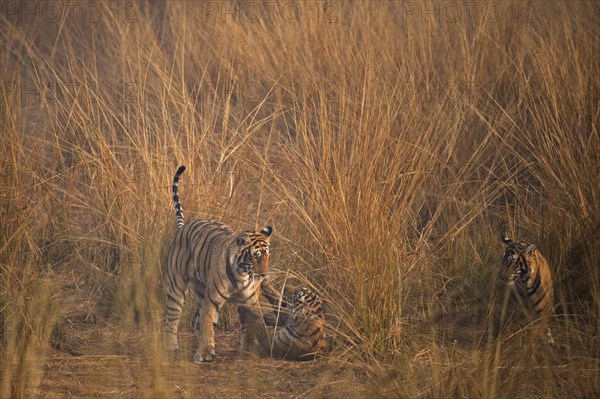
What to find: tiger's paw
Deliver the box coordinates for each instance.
[263,311,287,326]
[163,334,180,352]
[166,348,183,361]
[193,346,216,363]
[236,344,262,359]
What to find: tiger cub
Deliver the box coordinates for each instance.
[239,284,329,360]
[499,234,555,344]
[163,166,280,362]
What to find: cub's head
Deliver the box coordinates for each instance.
[236,226,273,279]
[500,234,538,285]
[284,285,323,318]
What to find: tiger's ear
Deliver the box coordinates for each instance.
[500,234,512,245]
[525,243,537,255]
[259,225,273,238]
[237,233,251,246]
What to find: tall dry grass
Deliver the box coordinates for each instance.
[1,1,599,397]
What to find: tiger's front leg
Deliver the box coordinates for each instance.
[260,279,288,326]
[236,284,272,355]
[193,300,219,362]
[237,305,253,351]
[238,305,269,356]
[238,280,282,352]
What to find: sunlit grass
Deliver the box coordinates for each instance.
[1,1,599,397]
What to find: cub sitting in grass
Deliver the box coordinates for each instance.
[239,283,330,360]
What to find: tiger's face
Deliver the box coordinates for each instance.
[286,286,322,318]
[500,235,537,285]
[236,226,272,279]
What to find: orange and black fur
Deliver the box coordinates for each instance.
[240,284,329,360]
[499,234,555,344]
[163,166,280,362]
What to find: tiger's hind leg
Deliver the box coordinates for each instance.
[189,279,221,362]
[190,279,206,336]
[164,274,188,352]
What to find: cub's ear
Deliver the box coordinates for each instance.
[237,233,251,246]
[259,225,273,238]
[500,234,512,245]
[525,243,537,255]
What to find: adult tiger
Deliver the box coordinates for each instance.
[499,234,555,344]
[239,284,329,360]
[163,165,279,362]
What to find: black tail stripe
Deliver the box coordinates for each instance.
[172,166,186,228]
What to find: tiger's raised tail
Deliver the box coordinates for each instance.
[172,166,186,229]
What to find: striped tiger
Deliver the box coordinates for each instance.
[239,284,329,360]
[499,234,555,344]
[163,165,280,362]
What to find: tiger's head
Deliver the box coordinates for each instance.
[284,285,323,319]
[236,225,273,280]
[500,234,538,285]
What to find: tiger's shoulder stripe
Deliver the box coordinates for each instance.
[172,165,186,229]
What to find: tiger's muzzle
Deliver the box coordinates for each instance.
[240,263,267,280]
